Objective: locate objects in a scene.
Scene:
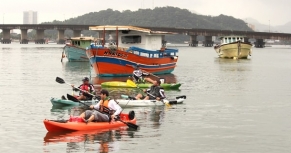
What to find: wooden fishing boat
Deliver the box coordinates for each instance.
[86,25,179,77]
[214,36,252,59]
[64,37,101,62]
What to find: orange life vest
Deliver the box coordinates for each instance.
[99,98,112,115]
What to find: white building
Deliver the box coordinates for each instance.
[23,11,38,24]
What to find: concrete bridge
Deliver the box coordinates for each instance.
[1,24,291,47]
[143,26,291,48]
[0,24,95,44]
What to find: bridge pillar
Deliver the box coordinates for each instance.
[203,36,214,47]
[189,35,198,47]
[20,29,29,44]
[244,37,249,43]
[1,29,11,44]
[73,30,81,37]
[57,30,65,44]
[161,35,167,47]
[254,39,265,48]
[35,29,45,44]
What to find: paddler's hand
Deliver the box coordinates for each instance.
[90,105,94,109]
[71,84,74,88]
[110,115,116,123]
[156,97,161,100]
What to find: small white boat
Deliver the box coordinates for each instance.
[117,95,186,107]
[214,36,252,59]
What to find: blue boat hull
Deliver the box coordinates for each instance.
[64,45,88,62]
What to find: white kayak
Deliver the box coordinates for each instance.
[117,95,186,107]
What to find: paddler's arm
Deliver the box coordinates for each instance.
[91,101,100,109]
[108,100,122,117]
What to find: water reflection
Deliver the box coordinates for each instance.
[44,128,135,152]
[136,106,165,129]
[50,105,89,119]
[214,58,252,72]
[63,61,91,75]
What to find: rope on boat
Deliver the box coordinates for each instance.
[237,41,241,58]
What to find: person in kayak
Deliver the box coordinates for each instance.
[71,77,95,100]
[135,79,166,100]
[131,64,154,83]
[79,89,122,123]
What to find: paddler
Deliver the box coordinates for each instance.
[135,79,166,100]
[71,77,95,100]
[131,64,154,83]
[79,89,122,123]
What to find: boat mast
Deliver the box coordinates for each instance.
[102,27,105,47]
[116,26,118,48]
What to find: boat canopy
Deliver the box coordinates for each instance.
[220,36,245,44]
[68,37,95,41]
[89,25,176,35]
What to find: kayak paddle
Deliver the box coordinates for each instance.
[56,77,100,100]
[61,47,65,62]
[67,94,139,130]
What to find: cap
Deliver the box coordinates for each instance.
[82,77,89,81]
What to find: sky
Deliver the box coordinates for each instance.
[0,0,290,26]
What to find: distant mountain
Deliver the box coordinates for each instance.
[43,7,252,31]
[244,17,291,33]
[275,21,291,33]
[39,7,253,43]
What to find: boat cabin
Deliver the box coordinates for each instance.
[89,25,178,58]
[220,36,245,44]
[89,25,177,50]
[68,37,95,48]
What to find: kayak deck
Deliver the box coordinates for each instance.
[101,81,181,89]
[44,114,136,132]
[117,95,186,107]
[50,97,98,106]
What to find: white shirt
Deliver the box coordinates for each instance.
[93,99,122,116]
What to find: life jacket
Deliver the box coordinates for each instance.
[99,98,114,115]
[80,84,90,91]
[79,84,94,97]
[149,85,165,99]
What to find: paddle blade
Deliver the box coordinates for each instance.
[126,79,137,87]
[116,118,139,130]
[56,77,65,84]
[168,100,178,105]
[67,94,80,102]
[126,122,139,130]
[176,95,186,99]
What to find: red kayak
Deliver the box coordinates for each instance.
[44,113,137,132]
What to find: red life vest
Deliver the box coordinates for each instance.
[80,84,90,91]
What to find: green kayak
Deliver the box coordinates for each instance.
[101,81,181,90]
[50,97,98,106]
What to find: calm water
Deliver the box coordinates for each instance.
[1,43,291,153]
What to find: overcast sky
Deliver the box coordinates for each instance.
[0,0,289,26]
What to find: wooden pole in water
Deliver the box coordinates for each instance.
[116,26,118,48]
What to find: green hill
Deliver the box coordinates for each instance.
[40,6,252,43]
